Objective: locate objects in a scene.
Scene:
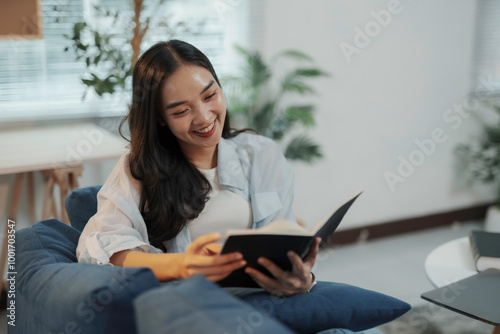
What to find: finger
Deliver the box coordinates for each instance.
[303,237,321,264]
[189,259,247,277]
[208,269,241,283]
[188,233,221,253]
[287,251,308,278]
[256,257,287,280]
[245,267,293,297]
[186,253,243,267]
[203,243,222,255]
[245,267,279,289]
[246,266,297,292]
[207,273,231,282]
[257,257,304,289]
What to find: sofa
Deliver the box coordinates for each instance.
[9,186,410,333]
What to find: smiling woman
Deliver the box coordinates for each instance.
[73,40,405,333]
[77,37,316,306]
[76,38,319,293]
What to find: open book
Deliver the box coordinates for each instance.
[217,190,363,288]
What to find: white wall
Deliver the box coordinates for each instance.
[262,0,495,229]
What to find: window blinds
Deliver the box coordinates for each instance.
[0,0,259,121]
[472,0,500,97]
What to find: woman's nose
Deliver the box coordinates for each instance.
[192,104,212,124]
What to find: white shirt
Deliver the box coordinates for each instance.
[188,167,252,244]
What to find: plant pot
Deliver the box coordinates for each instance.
[484,205,500,232]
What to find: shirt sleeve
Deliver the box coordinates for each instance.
[76,150,163,265]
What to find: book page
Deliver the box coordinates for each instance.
[225,190,362,239]
[226,219,311,236]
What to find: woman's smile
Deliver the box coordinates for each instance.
[194,119,216,136]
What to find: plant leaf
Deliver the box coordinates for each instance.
[94,31,101,48]
[485,126,500,145]
[272,50,313,63]
[234,45,271,88]
[73,22,86,38]
[285,105,315,127]
[281,80,315,95]
[233,44,251,58]
[493,105,500,115]
[291,68,329,78]
[248,53,271,88]
[284,135,322,163]
[252,101,276,135]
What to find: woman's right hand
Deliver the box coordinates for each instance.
[180,233,246,282]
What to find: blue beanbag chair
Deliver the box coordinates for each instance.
[134,275,295,334]
[133,274,408,334]
[65,185,102,232]
[239,281,410,333]
[13,219,160,334]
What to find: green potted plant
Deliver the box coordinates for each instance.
[455,103,500,232]
[64,0,188,99]
[222,45,329,164]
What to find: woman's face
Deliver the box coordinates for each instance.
[159,65,226,157]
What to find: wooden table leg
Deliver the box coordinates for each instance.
[41,173,56,220]
[27,171,35,218]
[69,169,79,189]
[61,166,82,224]
[41,166,83,225]
[7,173,23,220]
[56,170,70,224]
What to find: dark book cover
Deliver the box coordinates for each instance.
[217,234,313,288]
[217,191,362,288]
[469,230,500,272]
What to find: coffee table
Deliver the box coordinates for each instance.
[423,236,500,334]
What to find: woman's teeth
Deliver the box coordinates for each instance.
[195,121,214,134]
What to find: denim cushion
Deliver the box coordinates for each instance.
[238,281,410,333]
[65,185,102,232]
[134,275,295,334]
[14,219,159,334]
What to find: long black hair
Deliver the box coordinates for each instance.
[119,40,246,251]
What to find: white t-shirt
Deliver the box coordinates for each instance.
[188,167,252,244]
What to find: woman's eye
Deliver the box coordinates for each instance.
[173,109,188,116]
[206,92,216,100]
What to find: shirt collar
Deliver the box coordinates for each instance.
[217,136,247,191]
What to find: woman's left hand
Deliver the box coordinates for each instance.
[245,237,321,297]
